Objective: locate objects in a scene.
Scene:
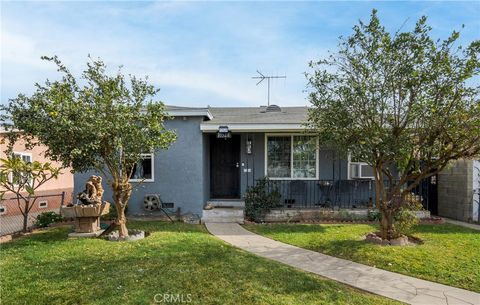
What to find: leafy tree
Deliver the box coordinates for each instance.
[0,157,61,233]
[2,56,176,237]
[306,10,480,239]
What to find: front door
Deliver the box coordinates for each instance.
[210,134,240,199]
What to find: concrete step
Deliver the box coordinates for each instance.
[201,207,244,224]
[207,200,245,208]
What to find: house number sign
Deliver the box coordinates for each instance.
[217,126,231,139]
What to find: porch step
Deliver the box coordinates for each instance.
[201,207,244,224]
[207,200,245,208]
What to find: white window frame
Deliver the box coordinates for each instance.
[9,152,33,185]
[38,200,48,209]
[128,153,155,183]
[264,134,319,180]
[0,205,7,215]
[348,161,375,180]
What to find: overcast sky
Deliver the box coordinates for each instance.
[1,1,479,108]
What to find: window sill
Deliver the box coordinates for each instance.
[267,177,319,181]
[129,179,155,183]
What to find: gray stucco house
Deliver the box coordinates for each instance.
[74,105,370,220]
[74,104,442,222]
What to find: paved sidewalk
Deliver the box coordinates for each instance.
[205,223,480,305]
[444,218,480,231]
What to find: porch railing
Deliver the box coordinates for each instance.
[260,179,434,210]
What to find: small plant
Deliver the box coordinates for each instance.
[391,194,423,237]
[367,210,381,221]
[35,211,64,228]
[392,208,418,237]
[244,178,281,222]
[335,209,366,221]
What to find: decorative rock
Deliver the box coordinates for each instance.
[365,233,381,244]
[365,232,415,246]
[106,229,145,242]
[390,235,409,246]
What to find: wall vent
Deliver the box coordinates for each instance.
[265,105,281,112]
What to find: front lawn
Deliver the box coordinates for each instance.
[245,223,480,292]
[0,221,398,305]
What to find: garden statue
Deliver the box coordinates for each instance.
[77,175,104,205]
[61,175,110,236]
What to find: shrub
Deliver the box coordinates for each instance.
[392,194,423,237]
[367,210,381,221]
[393,208,418,237]
[244,178,281,222]
[35,212,64,228]
[335,209,366,221]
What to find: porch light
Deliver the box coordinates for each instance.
[246,139,252,155]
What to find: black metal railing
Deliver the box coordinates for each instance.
[264,179,375,209]
[261,179,435,210]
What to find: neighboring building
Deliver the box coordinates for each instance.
[73,105,406,221]
[438,160,480,223]
[0,129,74,235]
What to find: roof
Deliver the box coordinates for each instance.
[204,106,308,125]
[167,105,309,132]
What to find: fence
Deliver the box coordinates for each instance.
[0,192,67,236]
[262,178,435,210]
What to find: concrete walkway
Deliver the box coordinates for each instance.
[444,218,480,231]
[205,223,480,305]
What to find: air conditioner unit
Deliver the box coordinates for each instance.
[143,194,161,211]
[350,162,375,179]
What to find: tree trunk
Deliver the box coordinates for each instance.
[379,207,394,240]
[112,180,132,238]
[117,206,128,237]
[22,200,29,233]
[374,164,395,240]
[22,212,28,233]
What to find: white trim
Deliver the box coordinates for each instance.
[128,153,155,183]
[200,123,304,132]
[168,109,213,120]
[38,200,48,209]
[264,134,319,180]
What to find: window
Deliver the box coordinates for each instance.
[266,135,318,179]
[349,162,375,179]
[129,154,154,182]
[38,201,48,209]
[13,152,32,163]
[10,152,33,185]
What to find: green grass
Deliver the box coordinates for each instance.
[0,221,399,305]
[245,223,480,292]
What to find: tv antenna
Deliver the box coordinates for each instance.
[252,70,286,106]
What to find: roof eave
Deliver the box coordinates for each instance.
[168,109,213,120]
[200,123,305,133]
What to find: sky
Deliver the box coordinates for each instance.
[1,1,479,108]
